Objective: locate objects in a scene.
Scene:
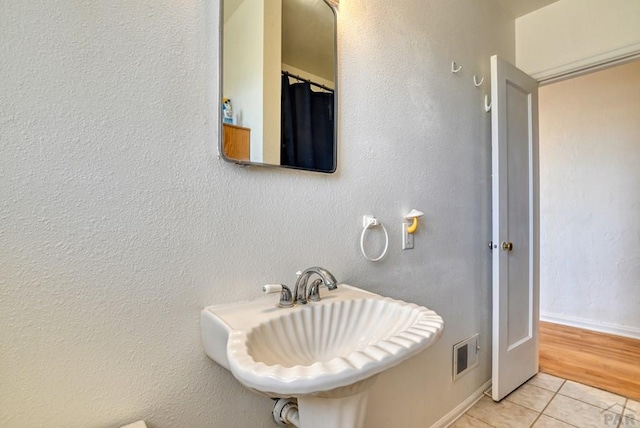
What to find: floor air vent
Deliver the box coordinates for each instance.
[453,334,479,381]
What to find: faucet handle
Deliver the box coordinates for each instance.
[263,284,294,308]
[307,278,324,302]
[263,284,284,293]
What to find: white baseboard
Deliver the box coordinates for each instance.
[540,312,640,341]
[430,379,491,428]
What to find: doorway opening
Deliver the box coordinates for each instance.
[537,58,640,400]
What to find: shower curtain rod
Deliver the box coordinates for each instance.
[282,70,334,93]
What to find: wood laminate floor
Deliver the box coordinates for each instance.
[539,321,640,401]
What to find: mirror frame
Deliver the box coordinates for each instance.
[219,0,338,173]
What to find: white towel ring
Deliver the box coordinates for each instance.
[360,219,389,262]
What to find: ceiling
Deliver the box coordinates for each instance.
[223,0,244,23]
[282,0,335,82]
[224,0,561,23]
[223,0,335,82]
[223,0,559,82]
[495,0,560,18]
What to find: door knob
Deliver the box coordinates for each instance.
[501,241,513,252]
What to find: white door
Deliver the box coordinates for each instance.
[491,55,540,401]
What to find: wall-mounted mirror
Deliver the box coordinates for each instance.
[221,0,337,173]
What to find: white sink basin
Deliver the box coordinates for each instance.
[201,284,444,397]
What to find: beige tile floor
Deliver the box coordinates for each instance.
[451,373,640,428]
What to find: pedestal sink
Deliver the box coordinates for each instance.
[201,284,444,427]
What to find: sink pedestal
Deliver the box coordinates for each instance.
[297,390,369,428]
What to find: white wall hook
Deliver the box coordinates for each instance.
[451,62,463,73]
[485,95,492,112]
[473,75,484,87]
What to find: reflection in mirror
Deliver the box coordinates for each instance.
[221,0,337,173]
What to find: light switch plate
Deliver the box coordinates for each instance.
[402,223,414,250]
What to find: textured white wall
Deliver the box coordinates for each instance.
[0,1,513,427]
[516,0,640,80]
[539,60,640,337]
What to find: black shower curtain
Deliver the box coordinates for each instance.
[281,75,334,172]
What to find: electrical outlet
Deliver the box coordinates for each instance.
[402,223,414,250]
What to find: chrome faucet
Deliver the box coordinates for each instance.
[264,267,338,308]
[293,267,338,305]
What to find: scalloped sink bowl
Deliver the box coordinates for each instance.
[201,284,444,398]
[229,297,442,397]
